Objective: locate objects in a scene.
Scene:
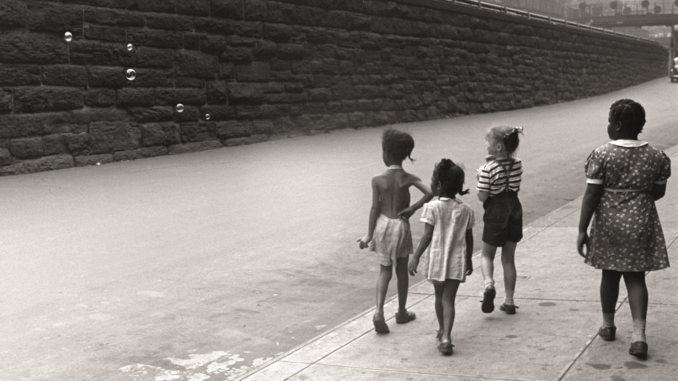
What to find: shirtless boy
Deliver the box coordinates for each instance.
[358,128,433,333]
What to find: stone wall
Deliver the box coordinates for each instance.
[0,0,667,175]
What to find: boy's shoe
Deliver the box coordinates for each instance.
[629,341,648,359]
[395,311,416,324]
[438,342,454,356]
[499,303,519,315]
[373,317,390,334]
[598,326,616,341]
[481,287,496,313]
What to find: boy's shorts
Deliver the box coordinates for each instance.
[482,191,523,247]
[369,214,413,267]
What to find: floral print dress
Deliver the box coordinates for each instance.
[584,140,671,271]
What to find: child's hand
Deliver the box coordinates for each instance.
[576,232,589,258]
[408,257,419,276]
[397,207,414,220]
[357,236,371,249]
[465,257,473,276]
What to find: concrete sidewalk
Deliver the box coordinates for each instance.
[238,144,678,381]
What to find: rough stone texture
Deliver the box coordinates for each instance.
[0,0,667,175]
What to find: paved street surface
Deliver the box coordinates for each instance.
[0,78,676,380]
[241,144,678,381]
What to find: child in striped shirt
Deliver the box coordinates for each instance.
[476,125,524,315]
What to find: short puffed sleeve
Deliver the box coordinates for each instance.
[420,203,435,226]
[655,152,671,184]
[585,149,605,185]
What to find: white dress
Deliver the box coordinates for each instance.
[420,198,475,284]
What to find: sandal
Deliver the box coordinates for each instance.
[499,303,519,315]
[438,342,454,356]
[481,287,496,313]
[395,311,416,324]
[629,341,648,359]
[373,317,390,334]
[598,326,616,341]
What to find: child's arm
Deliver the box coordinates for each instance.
[397,176,433,220]
[477,190,489,202]
[476,164,491,202]
[358,177,381,249]
[577,183,604,257]
[465,228,474,276]
[408,223,434,276]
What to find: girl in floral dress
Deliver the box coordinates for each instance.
[577,99,671,359]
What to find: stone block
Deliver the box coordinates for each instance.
[0,148,12,166]
[0,154,73,176]
[145,14,193,31]
[84,89,117,107]
[125,69,173,88]
[14,87,84,113]
[129,106,173,123]
[136,47,173,68]
[117,89,154,107]
[216,120,252,139]
[211,0,243,19]
[0,0,27,29]
[43,134,69,155]
[167,140,223,155]
[0,31,67,65]
[307,88,333,102]
[9,137,43,158]
[174,50,217,78]
[175,77,205,88]
[27,2,83,34]
[220,47,254,63]
[84,25,127,42]
[69,40,135,67]
[83,8,145,27]
[87,66,127,89]
[88,121,140,154]
[220,63,235,80]
[227,83,263,104]
[206,81,229,104]
[253,40,277,58]
[127,29,182,49]
[177,0,210,16]
[172,105,200,123]
[201,35,230,54]
[0,64,41,86]
[90,108,129,123]
[139,122,180,146]
[236,104,280,119]
[42,65,87,88]
[251,119,275,134]
[73,154,114,167]
[199,105,235,121]
[155,88,207,106]
[236,62,270,82]
[0,88,10,114]
[180,122,215,142]
[64,132,89,153]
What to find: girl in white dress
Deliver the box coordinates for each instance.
[409,159,475,355]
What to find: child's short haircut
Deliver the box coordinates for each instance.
[433,159,470,197]
[382,128,414,162]
[487,125,523,157]
[610,99,645,135]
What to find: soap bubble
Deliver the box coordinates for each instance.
[126,69,136,81]
[127,43,133,51]
[96,162,101,166]
[176,104,184,113]
[204,114,210,120]
[64,32,72,42]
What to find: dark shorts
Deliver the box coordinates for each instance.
[482,191,523,247]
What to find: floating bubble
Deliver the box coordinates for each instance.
[204,114,210,120]
[126,69,136,81]
[64,32,73,42]
[176,104,184,113]
[96,162,101,166]
[127,43,133,51]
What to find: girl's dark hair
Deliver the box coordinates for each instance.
[609,99,645,135]
[432,159,469,198]
[487,125,523,157]
[382,128,414,162]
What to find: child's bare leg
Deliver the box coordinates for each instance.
[374,265,392,320]
[623,271,648,343]
[395,257,410,314]
[481,242,497,289]
[501,241,517,305]
[434,284,444,337]
[600,270,622,314]
[441,279,461,344]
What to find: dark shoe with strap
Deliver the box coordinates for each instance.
[629,341,648,359]
[598,326,616,341]
[499,303,519,315]
[438,342,454,356]
[481,287,496,313]
[395,311,416,324]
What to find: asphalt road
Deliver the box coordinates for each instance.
[1,78,676,380]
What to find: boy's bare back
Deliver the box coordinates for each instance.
[373,169,420,219]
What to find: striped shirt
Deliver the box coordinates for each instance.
[476,158,522,196]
